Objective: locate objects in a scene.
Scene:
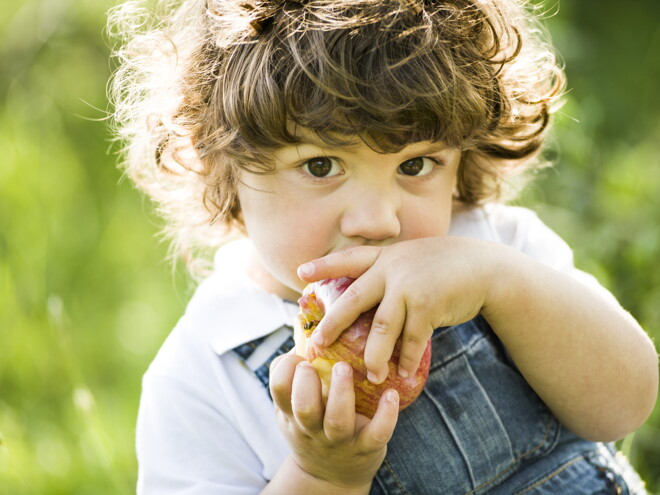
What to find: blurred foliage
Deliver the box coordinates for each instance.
[0,0,658,493]
[519,2,660,490]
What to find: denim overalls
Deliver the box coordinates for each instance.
[233,316,647,494]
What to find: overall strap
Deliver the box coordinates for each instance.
[232,324,295,397]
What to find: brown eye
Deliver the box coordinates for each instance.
[303,157,341,178]
[398,157,435,176]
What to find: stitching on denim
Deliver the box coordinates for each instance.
[383,458,409,495]
[462,413,556,495]
[516,413,556,461]
[512,455,585,495]
[424,351,515,489]
[429,332,488,372]
[466,352,515,459]
[584,448,626,495]
[431,331,557,495]
[422,387,477,487]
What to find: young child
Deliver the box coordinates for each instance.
[108,0,658,493]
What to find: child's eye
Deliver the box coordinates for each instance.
[302,157,342,178]
[398,157,438,177]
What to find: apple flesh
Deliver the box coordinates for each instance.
[294,277,431,418]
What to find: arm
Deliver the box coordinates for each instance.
[481,243,658,441]
[298,237,658,442]
[263,354,399,494]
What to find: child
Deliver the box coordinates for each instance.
[108,0,658,493]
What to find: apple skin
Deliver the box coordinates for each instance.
[293,277,431,418]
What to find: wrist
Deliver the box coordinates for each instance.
[480,242,525,321]
[263,456,372,495]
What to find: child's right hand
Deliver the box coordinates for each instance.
[269,352,400,492]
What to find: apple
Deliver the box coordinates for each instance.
[293,277,431,418]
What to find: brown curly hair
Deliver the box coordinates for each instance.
[107,0,564,272]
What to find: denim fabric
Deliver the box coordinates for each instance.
[232,317,647,495]
[369,316,647,495]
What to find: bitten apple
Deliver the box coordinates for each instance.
[293,277,431,418]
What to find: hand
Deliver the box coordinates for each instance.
[297,237,499,383]
[269,352,399,491]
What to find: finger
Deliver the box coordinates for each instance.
[270,353,305,416]
[357,389,399,452]
[269,348,295,375]
[323,362,357,443]
[291,361,325,433]
[311,271,384,348]
[397,312,434,379]
[297,246,381,283]
[363,294,407,384]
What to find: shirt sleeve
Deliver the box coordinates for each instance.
[136,373,267,495]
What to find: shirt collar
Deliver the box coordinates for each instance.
[183,239,299,356]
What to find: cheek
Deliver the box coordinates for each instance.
[238,184,338,283]
[405,215,450,239]
[400,195,454,239]
[243,195,329,246]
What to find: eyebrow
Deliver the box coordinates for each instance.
[405,143,453,156]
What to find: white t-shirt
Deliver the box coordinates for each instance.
[135,205,611,494]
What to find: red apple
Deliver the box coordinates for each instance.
[294,277,431,418]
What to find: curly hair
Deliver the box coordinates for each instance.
[107,0,564,273]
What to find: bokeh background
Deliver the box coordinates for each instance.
[1,0,658,493]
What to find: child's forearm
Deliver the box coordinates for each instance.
[261,456,372,495]
[483,244,658,442]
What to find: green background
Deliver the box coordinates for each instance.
[1,0,658,493]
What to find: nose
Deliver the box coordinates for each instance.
[339,183,401,241]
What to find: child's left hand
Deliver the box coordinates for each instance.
[297,236,499,384]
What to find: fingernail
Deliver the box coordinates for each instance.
[398,367,409,378]
[386,389,399,404]
[367,371,379,384]
[334,362,351,376]
[298,263,313,278]
[312,331,325,347]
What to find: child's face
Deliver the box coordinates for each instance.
[237,134,462,299]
